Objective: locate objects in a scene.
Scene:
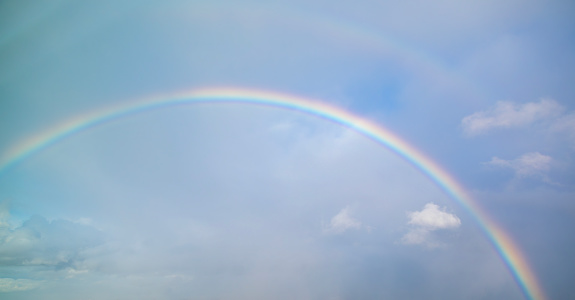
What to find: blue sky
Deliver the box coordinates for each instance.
[1,0,574,299]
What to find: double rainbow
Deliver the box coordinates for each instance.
[0,87,545,300]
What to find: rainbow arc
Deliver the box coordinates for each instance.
[0,87,546,300]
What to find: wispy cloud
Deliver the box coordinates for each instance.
[461,99,564,136]
[401,203,460,247]
[485,152,554,183]
[323,207,362,234]
[0,278,42,292]
[551,113,575,148]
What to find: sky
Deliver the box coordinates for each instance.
[1,0,574,299]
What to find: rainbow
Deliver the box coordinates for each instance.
[0,87,545,300]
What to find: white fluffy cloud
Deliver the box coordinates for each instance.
[323,207,362,234]
[407,203,461,230]
[401,203,460,246]
[485,152,553,180]
[461,99,564,135]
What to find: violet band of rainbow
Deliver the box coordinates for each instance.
[0,87,546,300]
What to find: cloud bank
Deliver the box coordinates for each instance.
[0,207,104,269]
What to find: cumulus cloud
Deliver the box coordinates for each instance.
[401,203,460,247]
[485,152,554,182]
[323,207,362,234]
[461,99,564,135]
[407,203,461,230]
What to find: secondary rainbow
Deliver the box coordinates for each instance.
[0,87,545,300]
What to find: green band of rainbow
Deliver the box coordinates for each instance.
[0,87,545,300]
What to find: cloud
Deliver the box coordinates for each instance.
[551,113,575,148]
[0,208,104,269]
[0,202,9,229]
[485,152,554,182]
[461,99,564,135]
[407,203,461,230]
[0,278,42,292]
[401,203,460,247]
[323,207,362,234]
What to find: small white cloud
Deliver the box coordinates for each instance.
[485,152,552,179]
[401,203,460,247]
[407,203,461,230]
[462,99,563,136]
[323,207,361,234]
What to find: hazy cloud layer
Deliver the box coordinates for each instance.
[0,109,474,299]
